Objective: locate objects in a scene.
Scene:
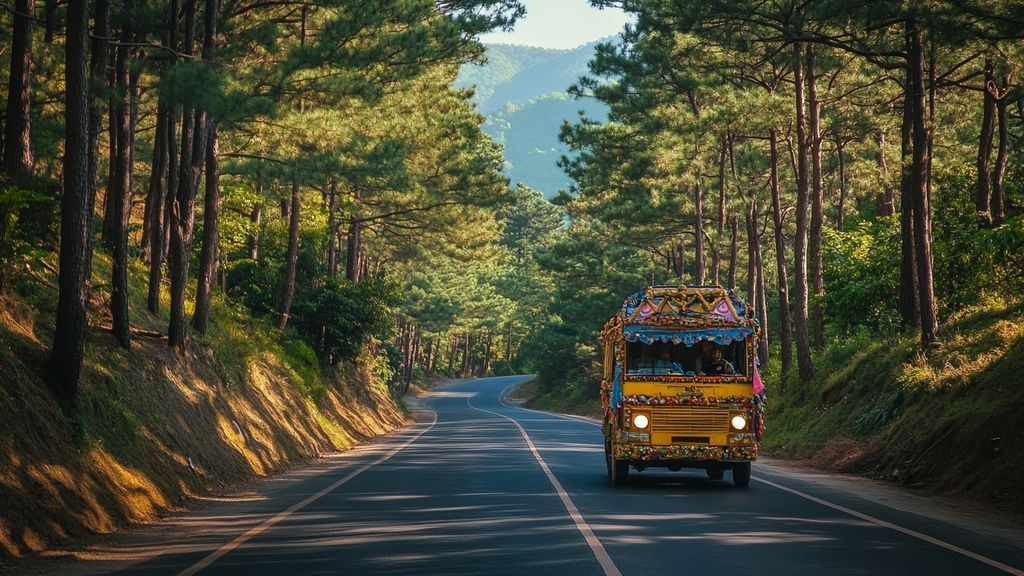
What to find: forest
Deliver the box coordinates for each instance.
[1,0,1024,557]
[0,0,536,404]
[523,0,1024,512]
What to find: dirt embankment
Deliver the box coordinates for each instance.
[0,292,408,560]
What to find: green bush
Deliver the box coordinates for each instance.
[822,217,901,334]
[226,259,281,316]
[291,274,402,364]
[0,179,59,285]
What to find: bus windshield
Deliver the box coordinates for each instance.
[626,339,747,377]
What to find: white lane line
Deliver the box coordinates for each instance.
[470,399,622,576]
[176,413,438,576]
[497,384,1022,575]
[497,384,600,425]
[754,476,1024,575]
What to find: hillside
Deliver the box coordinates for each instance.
[0,254,408,559]
[764,300,1024,512]
[457,44,563,110]
[457,40,613,197]
[487,95,608,195]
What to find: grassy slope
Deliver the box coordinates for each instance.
[764,298,1024,513]
[0,253,408,559]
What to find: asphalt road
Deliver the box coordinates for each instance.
[16,375,1024,575]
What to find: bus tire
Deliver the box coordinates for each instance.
[732,462,751,487]
[605,442,612,478]
[610,456,629,485]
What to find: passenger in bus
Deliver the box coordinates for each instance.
[654,348,684,374]
[700,345,737,375]
[632,351,656,373]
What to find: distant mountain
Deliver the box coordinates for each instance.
[457,40,613,198]
[457,44,561,111]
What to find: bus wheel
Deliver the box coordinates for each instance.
[706,466,724,480]
[610,456,629,485]
[732,462,751,487]
[605,442,612,478]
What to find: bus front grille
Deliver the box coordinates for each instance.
[652,408,730,435]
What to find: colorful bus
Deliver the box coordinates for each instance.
[600,285,765,487]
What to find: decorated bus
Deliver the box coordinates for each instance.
[600,285,765,487]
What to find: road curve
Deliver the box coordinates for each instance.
[17,375,1024,575]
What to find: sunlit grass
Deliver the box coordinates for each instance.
[0,247,411,559]
[764,297,1024,512]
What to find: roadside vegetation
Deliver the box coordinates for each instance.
[0,0,532,560]
[511,1,1024,514]
[765,297,1024,513]
[0,250,408,558]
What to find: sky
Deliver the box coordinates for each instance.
[478,0,633,50]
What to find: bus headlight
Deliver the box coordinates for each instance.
[730,415,748,430]
[632,414,650,429]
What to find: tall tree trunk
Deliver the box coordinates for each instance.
[460,333,472,378]
[142,103,166,263]
[42,0,56,42]
[480,331,492,377]
[51,0,92,407]
[505,322,513,366]
[102,74,119,247]
[168,0,207,351]
[447,334,456,375]
[898,69,919,330]
[792,43,814,382]
[409,333,420,393]
[247,200,262,260]
[836,137,848,231]
[278,180,301,331]
[991,77,1009,226]
[807,45,825,351]
[346,220,363,282]
[755,230,770,367]
[745,202,758,305]
[109,15,135,349]
[3,0,35,183]
[874,131,895,217]
[88,0,110,225]
[162,106,178,263]
[1,0,35,289]
[402,322,418,393]
[146,103,169,313]
[769,129,792,378]
[398,319,409,390]
[712,135,728,284]
[671,238,686,281]
[693,170,705,284]
[745,199,770,366]
[727,215,738,290]
[168,112,194,350]
[976,57,996,228]
[423,339,431,375]
[193,123,220,334]
[327,178,337,276]
[346,187,363,282]
[908,20,939,347]
[192,0,220,334]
